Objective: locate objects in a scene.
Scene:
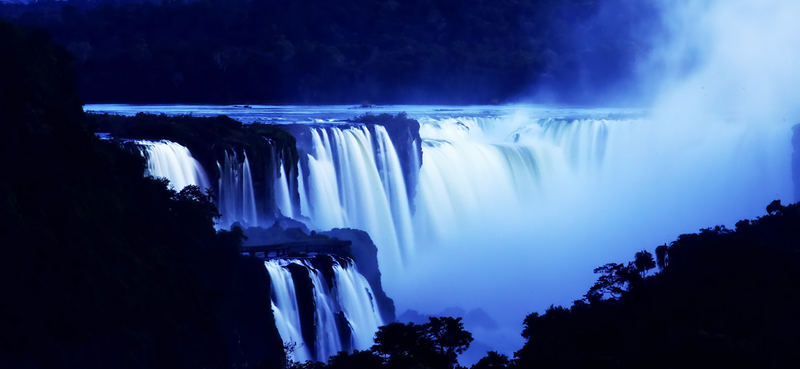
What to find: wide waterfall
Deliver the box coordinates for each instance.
[389,110,794,341]
[105,104,796,361]
[137,140,210,190]
[264,258,384,363]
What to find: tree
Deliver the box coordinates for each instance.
[372,317,473,369]
[427,317,474,364]
[767,199,783,215]
[633,250,656,278]
[472,351,510,369]
[655,244,668,271]
[585,263,633,301]
[325,350,385,369]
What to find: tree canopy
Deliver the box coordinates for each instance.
[0,0,659,104]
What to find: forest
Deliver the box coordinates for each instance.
[0,0,658,104]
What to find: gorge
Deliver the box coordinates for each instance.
[90,104,798,361]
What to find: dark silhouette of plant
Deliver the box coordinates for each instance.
[515,201,800,369]
[654,244,668,271]
[766,199,783,214]
[325,350,385,369]
[472,351,511,369]
[633,250,655,277]
[372,317,473,369]
[585,263,633,301]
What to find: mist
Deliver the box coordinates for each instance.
[385,0,800,361]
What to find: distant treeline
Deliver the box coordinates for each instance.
[0,0,659,104]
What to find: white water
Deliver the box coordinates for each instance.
[105,104,797,360]
[275,160,295,219]
[331,260,384,350]
[264,260,311,362]
[307,267,343,361]
[264,258,385,363]
[390,109,794,339]
[299,126,413,269]
[137,140,210,190]
[217,150,258,228]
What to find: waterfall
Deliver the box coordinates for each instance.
[264,258,384,363]
[217,150,258,228]
[264,260,311,362]
[275,160,295,219]
[137,140,210,190]
[299,126,414,269]
[331,260,384,350]
[307,266,344,360]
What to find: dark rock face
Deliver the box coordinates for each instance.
[287,262,318,360]
[224,257,286,369]
[793,124,800,200]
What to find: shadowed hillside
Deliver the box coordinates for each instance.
[0,19,284,369]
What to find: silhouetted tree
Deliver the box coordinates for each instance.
[767,199,783,214]
[633,250,655,278]
[325,350,385,369]
[472,351,511,369]
[516,201,800,369]
[585,263,632,301]
[372,317,473,369]
[655,244,668,271]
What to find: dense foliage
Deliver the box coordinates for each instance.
[0,20,283,369]
[510,200,800,369]
[290,317,473,369]
[288,201,800,369]
[0,0,659,104]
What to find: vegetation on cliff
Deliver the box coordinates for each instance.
[89,112,300,218]
[0,19,284,369]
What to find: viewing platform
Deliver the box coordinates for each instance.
[241,239,351,260]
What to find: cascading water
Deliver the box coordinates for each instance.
[217,150,259,228]
[307,268,343,361]
[264,258,384,363]
[412,115,617,243]
[105,104,796,362]
[299,126,414,267]
[264,260,312,362]
[137,140,210,190]
[331,260,383,350]
[274,160,295,219]
[389,110,794,342]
